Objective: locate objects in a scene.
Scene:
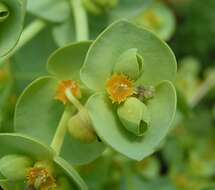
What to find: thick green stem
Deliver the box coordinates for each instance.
[0,19,46,62]
[71,0,89,41]
[50,107,72,155]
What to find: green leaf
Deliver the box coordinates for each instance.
[0,0,26,56]
[27,0,70,23]
[15,76,105,165]
[86,80,176,160]
[0,133,54,161]
[54,157,88,190]
[81,20,177,91]
[47,41,92,80]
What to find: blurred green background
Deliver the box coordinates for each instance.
[0,0,215,189]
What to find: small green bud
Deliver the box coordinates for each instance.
[117,97,150,136]
[83,0,118,15]
[54,176,74,190]
[68,108,97,143]
[0,154,33,180]
[0,3,9,22]
[114,48,144,80]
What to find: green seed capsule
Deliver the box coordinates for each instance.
[0,154,33,180]
[114,48,144,80]
[0,3,9,22]
[117,97,150,136]
[68,108,97,143]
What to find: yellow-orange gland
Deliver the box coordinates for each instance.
[27,167,56,190]
[106,74,135,103]
[55,80,80,104]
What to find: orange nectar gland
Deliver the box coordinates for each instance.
[106,74,135,103]
[27,167,56,190]
[55,80,80,104]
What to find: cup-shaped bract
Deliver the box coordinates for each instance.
[81,20,177,160]
[0,0,26,56]
[0,133,88,190]
[15,42,105,165]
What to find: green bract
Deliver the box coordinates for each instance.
[15,41,105,165]
[0,133,87,190]
[81,20,177,160]
[0,0,26,56]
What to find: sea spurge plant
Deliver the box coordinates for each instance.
[0,0,26,56]
[0,133,87,190]
[15,42,105,165]
[81,20,177,160]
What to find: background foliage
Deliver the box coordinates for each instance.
[0,0,214,189]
